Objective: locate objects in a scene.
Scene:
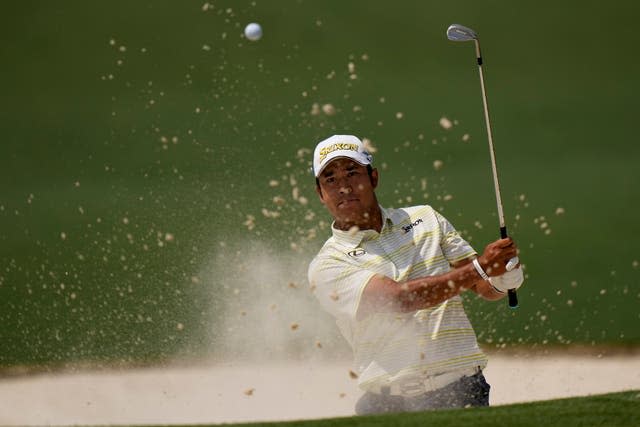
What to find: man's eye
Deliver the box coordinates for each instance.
[326,177,335,183]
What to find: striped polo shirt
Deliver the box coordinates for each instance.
[308,205,488,391]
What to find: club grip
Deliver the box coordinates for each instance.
[500,226,519,309]
[508,289,518,308]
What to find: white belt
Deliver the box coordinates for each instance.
[369,367,481,397]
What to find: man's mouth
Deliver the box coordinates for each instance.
[338,198,359,207]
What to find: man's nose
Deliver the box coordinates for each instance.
[339,185,352,194]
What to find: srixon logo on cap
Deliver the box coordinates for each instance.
[402,218,423,233]
[319,143,359,163]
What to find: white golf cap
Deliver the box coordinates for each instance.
[312,135,373,177]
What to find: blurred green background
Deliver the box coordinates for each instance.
[1,0,639,367]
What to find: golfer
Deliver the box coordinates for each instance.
[308,135,524,414]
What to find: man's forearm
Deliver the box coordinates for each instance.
[359,243,517,317]
[395,262,483,311]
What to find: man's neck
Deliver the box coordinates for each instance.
[334,205,383,233]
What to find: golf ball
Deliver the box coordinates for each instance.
[244,23,262,41]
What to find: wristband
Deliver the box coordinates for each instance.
[472,258,490,281]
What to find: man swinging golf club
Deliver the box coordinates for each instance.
[308,135,524,414]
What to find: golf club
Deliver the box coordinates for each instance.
[446,24,519,309]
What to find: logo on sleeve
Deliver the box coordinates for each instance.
[347,248,366,257]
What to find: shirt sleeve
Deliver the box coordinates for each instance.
[433,209,477,264]
[308,255,376,322]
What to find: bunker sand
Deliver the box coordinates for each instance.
[0,353,638,425]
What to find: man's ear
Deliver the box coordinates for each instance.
[370,168,379,189]
[315,184,325,202]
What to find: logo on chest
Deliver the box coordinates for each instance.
[402,218,423,233]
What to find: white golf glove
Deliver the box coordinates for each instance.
[489,267,524,293]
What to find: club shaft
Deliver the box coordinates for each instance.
[473,39,518,309]
[474,40,505,229]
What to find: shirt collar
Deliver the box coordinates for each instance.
[330,206,394,248]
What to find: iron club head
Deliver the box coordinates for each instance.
[446,24,478,41]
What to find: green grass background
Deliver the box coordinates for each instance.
[1,0,639,366]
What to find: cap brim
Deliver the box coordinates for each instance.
[314,152,370,177]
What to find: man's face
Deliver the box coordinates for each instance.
[315,158,378,228]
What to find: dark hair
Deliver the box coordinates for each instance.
[315,164,373,188]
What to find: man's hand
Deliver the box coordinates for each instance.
[490,267,524,293]
[477,238,519,276]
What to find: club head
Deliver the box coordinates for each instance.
[446,24,478,42]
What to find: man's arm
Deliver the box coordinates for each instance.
[358,238,517,317]
[453,258,505,301]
